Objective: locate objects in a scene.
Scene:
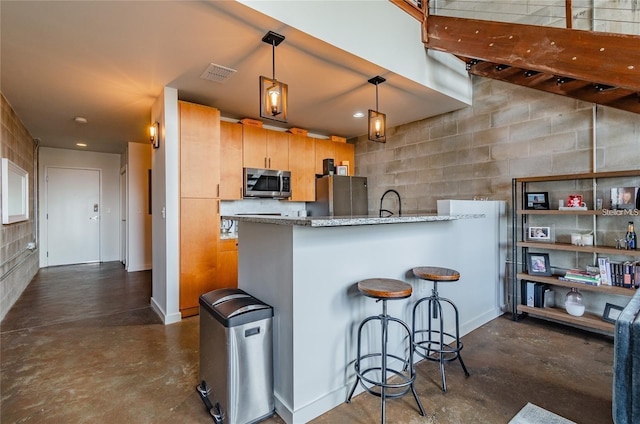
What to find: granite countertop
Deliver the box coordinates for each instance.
[222,213,484,228]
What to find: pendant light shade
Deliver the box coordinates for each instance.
[260,31,288,123]
[367,76,386,143]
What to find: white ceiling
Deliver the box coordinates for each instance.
[1,1,467,154]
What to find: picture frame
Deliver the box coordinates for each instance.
[336,165,348,176]
[602,302,624,323]
[610,187,639,210]
[527,252,552,276]
[1,158,29,224]
[524,192,549,210]
[528,226,551,241]
[567,194,584,208]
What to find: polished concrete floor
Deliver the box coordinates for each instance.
[1,262,614,423]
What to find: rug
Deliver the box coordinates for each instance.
[509,402,576,424]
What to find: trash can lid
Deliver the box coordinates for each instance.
[200,288,273,327]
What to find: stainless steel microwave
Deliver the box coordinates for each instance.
[243,168,291,199]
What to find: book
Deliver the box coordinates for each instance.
[534,283,547,307]
[521,281,536,306]
[543,288,555,308]
[598,257,611,286]
[562,269,601,285]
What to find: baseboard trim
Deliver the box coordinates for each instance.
[150,297,181,325]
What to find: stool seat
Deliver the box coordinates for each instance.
[358,278,412,299]
[412,266,460,282]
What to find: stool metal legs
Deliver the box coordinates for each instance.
[346,299,425,423]
[412,282,470,392]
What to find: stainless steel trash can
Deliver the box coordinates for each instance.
[197,288,274,424]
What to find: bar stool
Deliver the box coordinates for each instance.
[412,266,469,392]
[346,278,425,424]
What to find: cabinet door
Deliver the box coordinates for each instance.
[179,101,220,198]
[288,134,316,201]
[266,130,289,170]
[334,142,355,176]
[180,198,219,317]
[242,125,268,168]
[315,139,335,175]
[218,239,238,288]
[220,121,243,199]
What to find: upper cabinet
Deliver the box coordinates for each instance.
[315,138,355,176]
[288,134,316,202]
[242,125,289,170]
[219,121,243,200]
[179,101,220,198]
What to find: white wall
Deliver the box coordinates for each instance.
[127,142,152,272]
[38,147,120,266]
[150,87,181,325]
[239,0,472,103]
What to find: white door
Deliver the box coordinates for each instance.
[46,167,101,266]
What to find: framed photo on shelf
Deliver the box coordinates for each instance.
[567,194,584,208]
[527,252,552,276]
[525,192,549,210]
[610,187,639,210]
[528,226,552,241]
[602,303,625,323]
[336,165,348,176]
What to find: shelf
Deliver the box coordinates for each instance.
[514,170,640,183]
[517,304,614,334]
[516,273,635,296]
[517,240,640,257]
[517,209,598,215]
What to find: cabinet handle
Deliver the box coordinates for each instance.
[217,184,220,197]
[268,157,271,168]
[264,157,267,168]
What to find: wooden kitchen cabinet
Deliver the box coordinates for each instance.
[180,198,219,317]
[242,125,289,170]
[314,138,355,176]
[334,142,355,176]
[219,121,243,199]
[288,134,316,201]
[314,139,335,175]
[266,130,289,170]
[218,238,238,288]
[242,125,267,169]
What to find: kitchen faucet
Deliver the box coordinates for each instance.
[379,189,402,217]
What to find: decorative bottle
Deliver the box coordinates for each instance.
[626,221,637,250]
[564,288,585,317]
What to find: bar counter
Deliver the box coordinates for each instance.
[223,200,506,424]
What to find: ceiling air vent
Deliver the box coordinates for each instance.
[200,63,237,83]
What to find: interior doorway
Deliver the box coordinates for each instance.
[45,166,101,266]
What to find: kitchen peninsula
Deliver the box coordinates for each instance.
[224,200,506,424]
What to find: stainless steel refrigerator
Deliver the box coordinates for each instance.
[308,175,368,216]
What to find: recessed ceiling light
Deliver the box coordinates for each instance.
[74,116,88,124]
[76,142,87,147]
[353,112,365,118]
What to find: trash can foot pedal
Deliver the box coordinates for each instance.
[196,380,224,424]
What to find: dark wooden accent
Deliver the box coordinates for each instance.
[412,266,460,282]
[358,278,412,299]
[565,0,572,29]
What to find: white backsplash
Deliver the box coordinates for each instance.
[220,199,307,233]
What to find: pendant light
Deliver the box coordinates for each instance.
[368,76,386,143]
[260,31,288,123]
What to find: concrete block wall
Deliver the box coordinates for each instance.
[0,93,38,322]
[355,77,640,216]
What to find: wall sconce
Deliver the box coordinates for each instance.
[368,76,386,143]
[260,31,288,123]
[150,122,159,149]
